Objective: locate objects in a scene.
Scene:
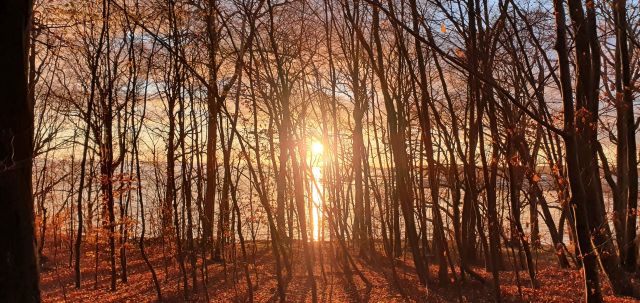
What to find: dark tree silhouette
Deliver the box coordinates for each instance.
[0,0,40,302]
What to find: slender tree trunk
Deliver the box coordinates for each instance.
[613,0,637,272]
[553,1,602,300]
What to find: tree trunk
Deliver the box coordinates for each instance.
[0,0,40,300]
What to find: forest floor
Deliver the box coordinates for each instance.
[40,241,638,302]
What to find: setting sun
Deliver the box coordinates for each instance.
[311,141,324,155]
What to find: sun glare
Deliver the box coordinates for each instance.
[311,166,322,241]
[311,141,324,155]
[310,141,324,241]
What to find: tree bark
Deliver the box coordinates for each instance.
[0,0,40,301]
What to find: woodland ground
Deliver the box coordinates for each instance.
[40,241,639,302]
